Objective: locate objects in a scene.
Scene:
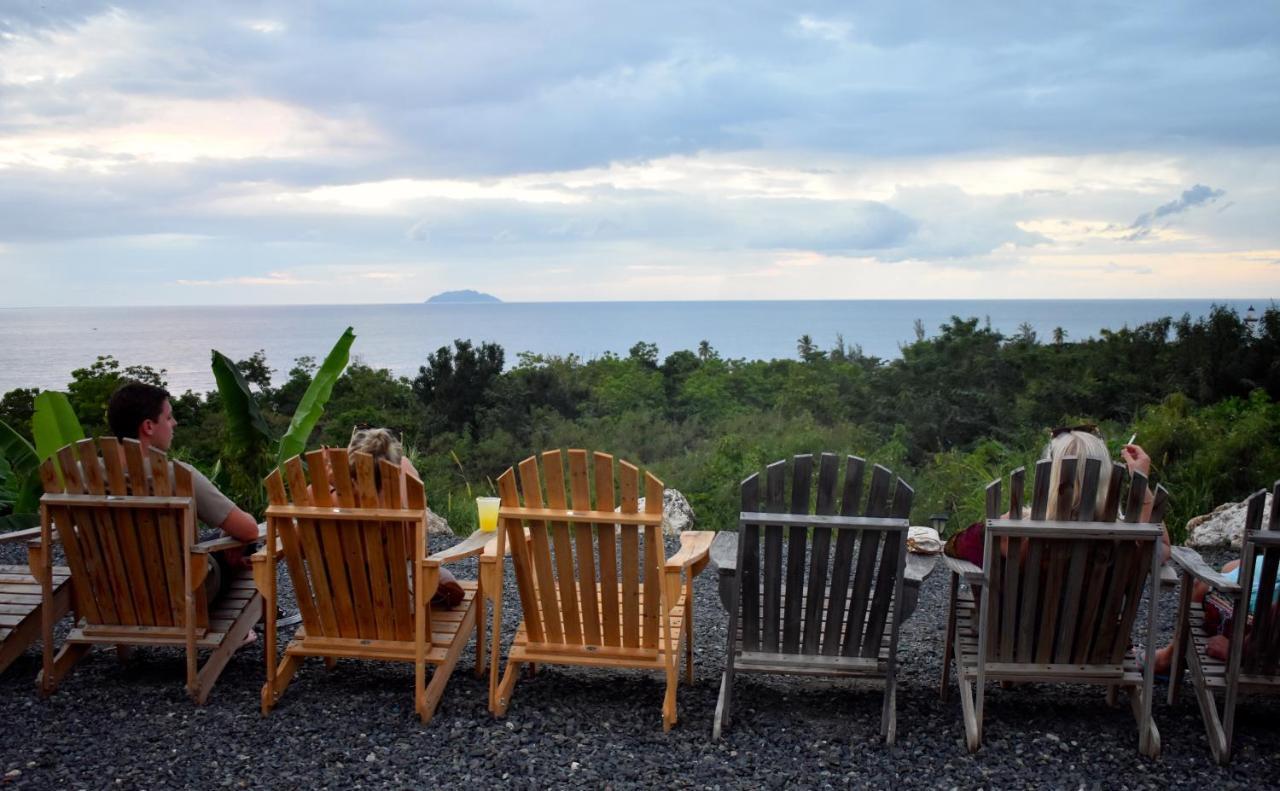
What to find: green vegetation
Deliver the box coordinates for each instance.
[1,305,1277,541]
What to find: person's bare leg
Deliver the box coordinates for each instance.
[1153,559,1241,673]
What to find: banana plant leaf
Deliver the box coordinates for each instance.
[32,391,85,463]
[211,350,274,453]
[0,513,40,533]
[0,418,43,514]
[278,326,355,464]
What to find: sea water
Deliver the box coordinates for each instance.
[0,300,1260,395]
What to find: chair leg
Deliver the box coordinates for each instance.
[684,579,695,684]
[1128,684,1161,758]
[713,670,734,740]
[37,642,91,697]
[941,574,958,702]
[881,671,898,745]
[492,659,523,717]
[192,595,262,705]
[1168,575,1193,706]
[418,599,477,724]
[474,591,487,678]
[323,656,338,671]
[262,652,303,715]
[662,665,678,732]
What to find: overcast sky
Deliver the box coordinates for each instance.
[1,2,1278,305]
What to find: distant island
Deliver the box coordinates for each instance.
[425,289,502,304]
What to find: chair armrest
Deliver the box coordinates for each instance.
[1170,546,1241,594]
[250,537,285,563]
[941,553,985,583]
[0,526,43,544]
[709,530,738,574]
[905,553,938,584]
[665,531,714,574]
[192,524,268,555]
[427,530,497,564]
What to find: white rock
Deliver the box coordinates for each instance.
[625,488,697,537]
[427,508,452,536]
[1186,492,1273,549]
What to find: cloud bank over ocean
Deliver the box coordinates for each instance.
[1,2,1277,304]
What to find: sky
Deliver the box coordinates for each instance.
[1,1,1278,306]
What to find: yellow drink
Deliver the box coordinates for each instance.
[476,496,501,532]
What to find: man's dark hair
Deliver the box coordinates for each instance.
[107,381,171,440]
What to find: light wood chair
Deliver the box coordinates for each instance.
[1167,480,1280,764]
[939,457,1169,756]
[484,449,713,731]
[256,448,488,722]
[712,454,914,743]
[32,438,263,703]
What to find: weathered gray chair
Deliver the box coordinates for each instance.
[1167,480,1280,764]
[939,458,1169,756]
[710,453,914,742]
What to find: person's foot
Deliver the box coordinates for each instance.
[1206,634,1230,662]
[1151,645,1173,676]
[276,607,303,627]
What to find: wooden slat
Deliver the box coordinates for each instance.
[740,473,761,652]
[105,438,169,626]
[842,464,889,656]
[1101,462,1125,522]
[402,469,431,643]
[618,459,641,649]
[1053,457,1077,520]
[350,461,395,642]
[1090,541,1131,664]
[1071,541,1110,663]
[1036,541,1068,663]
[1250,481,1280,674]
[985,527,1005,662]
[382,458,416,641]
[499,465,543,644]
[520,456,563,645]
[542,451,582,645]
[1029,459,1052,520]
[1078,458,1101,522]
[1008,467,1025,520]
[266,471,320,636]
[78,439,146,626]
[285,457,340,639]
[821,457,863,656]
[1016,538,1043,662]
[1124,472,1148,524]
[1111,542,1149,663]
[642,472,664,650]
[1054,539,1091,663]
[762,460,786,653]
[861,477,908,659]
[782,454,812,654]
[803,453,839,654]
[131,442,182,625]
[336,452,378,638]
[1000,536,1021,662]
[568,450,601,646]
[60,444,121,625]
[594,453,619,647]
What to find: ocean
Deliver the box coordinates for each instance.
[0,300,1262,395]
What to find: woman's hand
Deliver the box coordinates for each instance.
[1121,443,1151,478]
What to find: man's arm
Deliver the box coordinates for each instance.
[219,507,261,543]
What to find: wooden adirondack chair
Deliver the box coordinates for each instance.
[712,454,914,743]
[1167,480,1280,764]
[256,449,488,723]
[0,531,71,677]
[31,438,264,702]
[484,450,713,731]
[939,458,1169,756]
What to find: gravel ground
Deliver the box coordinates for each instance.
[0,539,1275,790]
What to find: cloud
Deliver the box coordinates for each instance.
[1126,183,1226,239]
[176,271,321,287]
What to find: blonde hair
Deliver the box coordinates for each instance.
[348,427,403,486]
[1042,430,1113,519]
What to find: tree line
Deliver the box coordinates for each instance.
[2,305,1277,539]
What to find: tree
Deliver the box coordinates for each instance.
[796,334,824,362]
[413,339,505,435]
[697,340,717,362]
[236,350,273,393]
[66,356,167,438]
[0,388,40,443]
[1052,327,1067,345]
[628,341,659,368]
[914,319,926,343]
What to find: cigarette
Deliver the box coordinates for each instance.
[1126,432,1137,446]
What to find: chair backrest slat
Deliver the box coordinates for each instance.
[543,451,583,645]
[819,456,863,656]
[618,459,643,649]
[843,465,892,657]
[782,454,813,654]
[1241,485,1280,674]
[568,450,602,646]
[593,452,620,647]
[802,453,840,654]
[761,460,786,653]
[739,473,762,652]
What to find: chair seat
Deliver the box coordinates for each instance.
[284,580,478,663]
[0,565,72,674]
[1186,600,1280,691]
[510,584,687,671]
[67,565,262,649]
[954,593,1145,684]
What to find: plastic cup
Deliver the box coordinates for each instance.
[476,496,501,532]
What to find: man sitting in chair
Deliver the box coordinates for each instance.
[107,382,260,599]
